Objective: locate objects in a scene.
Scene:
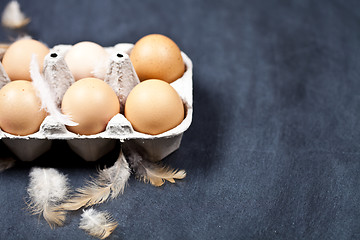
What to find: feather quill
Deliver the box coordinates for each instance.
[123,143,186,187]
[59,150,130,211]
[26,168,70,228]
[79,208,118,239]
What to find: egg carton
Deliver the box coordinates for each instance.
[0,43,193,161]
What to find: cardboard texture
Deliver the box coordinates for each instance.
[0,43,193,161]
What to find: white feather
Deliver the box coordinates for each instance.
[60,150,130,210]
[1,0,30,29]
[98,150,131,199]
[30,55,78,126]
[27,167,70,228]
[92,54,109,80]
[80,208,118,239]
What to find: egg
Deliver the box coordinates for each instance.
[61,77,120,135]
[0,80,47,135]
[65,41,109,81]
[2,38,50,81]
[124,79,184,135]
[130,34,185,83]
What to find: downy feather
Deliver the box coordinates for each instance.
[123,143,186,187]
[60,150,130,211]
[79,208,118,239]
[140,161,186,187]
[27,168,70,228]
[1,1,30,29]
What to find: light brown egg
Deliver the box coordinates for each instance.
[61,77,120,135]
[2,38,49,81]
[0,80,47,135]
[124,79,184,135]
[130,34,185,83]
[64,41,109,81]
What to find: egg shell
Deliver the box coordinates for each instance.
[0,80,47,136]
[64,41,109,81]
[0,43,193,162]
[130,34,185,83]
[125,79,184,135]
[61,77,120,135]
[2,38,49,81]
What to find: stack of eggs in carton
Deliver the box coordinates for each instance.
[0,34,193,162]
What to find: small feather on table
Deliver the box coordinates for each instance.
[59,150,130,211]
[79,208,118,239]
[26,168,70,228]
[123,142,186,187]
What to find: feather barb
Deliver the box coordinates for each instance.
[59,150,130,211]
[123,142,187,187]
[140,162,186,187]
[79,208,118,239]
[26,168,70,228]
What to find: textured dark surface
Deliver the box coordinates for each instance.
[0,0,360,239]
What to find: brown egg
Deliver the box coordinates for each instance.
[125,79,184,135]
[64,41,109,81]
[2,38,50,81]
[61,77,120,135]
[0,80,47,135]
[130,34,185,83]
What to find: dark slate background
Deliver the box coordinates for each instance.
[0,0,360,239]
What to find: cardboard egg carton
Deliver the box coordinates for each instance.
[0,43,193,162]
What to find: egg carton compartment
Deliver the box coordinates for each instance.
[0,43,193,162]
